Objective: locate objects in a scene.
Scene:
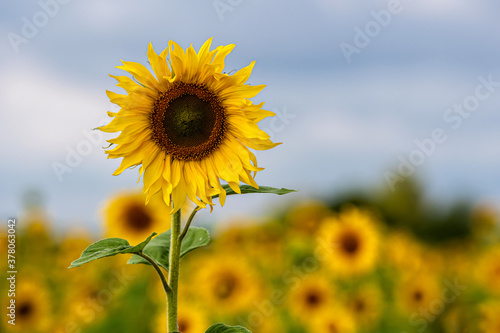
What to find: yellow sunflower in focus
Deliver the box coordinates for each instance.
[195,255,261,313]
[100,38,279,212]
[288,274,335,322]
[103,191,170,244]
[317,206,380,277]
[8,279,52,332]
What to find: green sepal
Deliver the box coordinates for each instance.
[127,227,210,270]
[205,323,251,333]
[213,185,296,199]
[68,232,157,268]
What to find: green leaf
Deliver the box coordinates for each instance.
[205,323,251,333]
[127,227,210,270]
[69,233,156,268]
[213,185,296,199]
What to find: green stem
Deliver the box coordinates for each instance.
[137,253,171,294]
[167,209,181,333]
[179,206,199,242]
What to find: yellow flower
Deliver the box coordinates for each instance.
[250,316,285,333]
[396,272,441,316]
[383,231,423,271]
[286,200,332,236]
[288,274,335,322]
[194,255,261,313]
[476,245,500,294]
[100,38,279,212]
[344,283,383,328]
[7,279,52,332]
[479,301,500,332]
[317,206,380,277]
[307,304,357,333]
[153,303,208,333]
[102,191,170,244]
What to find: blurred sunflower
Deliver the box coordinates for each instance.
[251,316,285,333]
[286,200,332,236]
[383,231,423,271]
[317,206,380,277]
[476,245,500,294]
[195,255,261,313]
[57,229,93,270]
[308,305,357,333]
[344,283,383,328]
[103,191,170,244]
[9,279,52,332]
[100,38,279,212]
[153,302,208,333]
[396,272,441,316]
[479,301,500,332]
[288,274,334,322]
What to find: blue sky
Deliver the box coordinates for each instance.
[1,0,499,233]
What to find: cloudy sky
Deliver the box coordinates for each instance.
[1,0,499,233]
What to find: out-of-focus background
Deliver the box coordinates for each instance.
[1,1,500,332]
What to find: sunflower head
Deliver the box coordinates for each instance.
[8,279,52,332]
[102,191,170,245]
[317,206,380,277]
[100,38,279,213]
[195,255,261,313]
[288,274,334,322]
[345,284,383,328]
[396,272,441,316]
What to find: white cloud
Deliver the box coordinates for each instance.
[0,57,109,161]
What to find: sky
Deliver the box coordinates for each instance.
[1,0,499,233]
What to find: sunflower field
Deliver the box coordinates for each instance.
[2,179,499,333]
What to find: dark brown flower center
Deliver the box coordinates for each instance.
[151,83,226,161]
[413,290,423,302]
[328,323,339,333]
[340,231,360,255]
[353,298,365,312]
[124,204,152,231]
[215,273,238,300]
[18,302,33,318]
[178,318,190,332]
[305,290,322,307]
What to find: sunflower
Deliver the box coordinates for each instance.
[317,206,380,277]
[383,231,423,271]
[479,301,500,332]
[286,200,332,236]
[8,279,52,332]
[396,272,441,316]
[476,245,500,294]
[344,283,383,328]
[194,255,261,313]
[250,316,285,333]
[102,191,170,244]
[288,274,335,322]
[100,38,279,212]
[307,305,357,333]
